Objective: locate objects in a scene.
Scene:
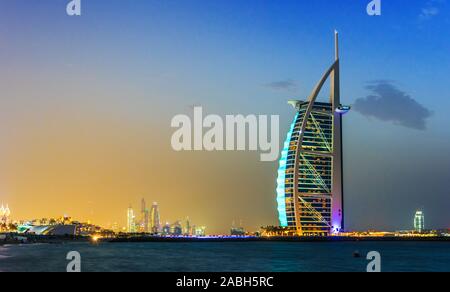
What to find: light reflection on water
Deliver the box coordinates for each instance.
[0,241,449,272]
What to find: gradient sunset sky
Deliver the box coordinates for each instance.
[0,0,449,233]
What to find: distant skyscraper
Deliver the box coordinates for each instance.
[185,216,191,235]
[0,204,11,225]
[127,205,136,233]
[162,222,171,235]
[112,222,119,233]
[173,220,183,236]
[140,198,149,232]
[276,31,349,236]
[194,226,206,237]
[150,202,161,233]
[414,210,425,233]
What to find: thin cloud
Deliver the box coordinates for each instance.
[419,0,445,21]
[265,79,298,92]
[353,81,433,131]
[420,6,439,20]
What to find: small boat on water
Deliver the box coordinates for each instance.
[353,250,361,258]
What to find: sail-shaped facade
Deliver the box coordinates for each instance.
[276,32,349,236]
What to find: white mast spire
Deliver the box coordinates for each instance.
[335,30,339,61]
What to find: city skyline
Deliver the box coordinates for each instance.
[1,1,449,234]
[0,202,441,235]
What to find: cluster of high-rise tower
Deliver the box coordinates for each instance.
[126,199,205,236]
[127,199,161,233]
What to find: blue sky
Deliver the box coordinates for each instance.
[0,0,449,232]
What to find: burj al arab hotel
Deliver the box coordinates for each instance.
[276,31,350,236]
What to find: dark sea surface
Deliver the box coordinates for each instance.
[0,241,449,272]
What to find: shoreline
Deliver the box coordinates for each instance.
[2,235,450,246]
[1,235,90,246]
[107,236,450,243]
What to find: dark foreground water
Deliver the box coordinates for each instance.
[1,241,449,272]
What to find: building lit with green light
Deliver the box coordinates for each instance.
[414,211,425,233]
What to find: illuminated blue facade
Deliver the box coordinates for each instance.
[276,113,298,227]
[276,102,336,235]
